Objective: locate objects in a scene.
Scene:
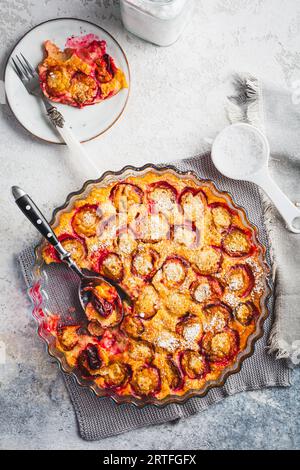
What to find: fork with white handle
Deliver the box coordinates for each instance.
[11,53,98,179]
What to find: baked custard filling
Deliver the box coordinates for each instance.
[42,171,266,400]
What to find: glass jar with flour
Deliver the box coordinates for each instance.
[120,0,193,47]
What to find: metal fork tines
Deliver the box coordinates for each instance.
[11,53,65,128]
[11,53,41,96]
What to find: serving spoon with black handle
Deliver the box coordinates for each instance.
[11,186,132,310]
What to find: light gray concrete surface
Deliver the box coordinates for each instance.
[0,0,299,450]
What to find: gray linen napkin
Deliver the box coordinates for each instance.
[19,153,291,441]
[227,74,300,365]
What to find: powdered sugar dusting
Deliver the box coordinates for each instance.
[228,273,244,291]
[164,262,184,282]
[156,331,180,352]
[203,312,227,333]
[82,212,95,224]
[246,258,265,296]
[152,190,175,212]
[183,323,201,349]
[194,283,211,302]
[223,292,240,308]
[133,254,153,274]
[156,323,202,353]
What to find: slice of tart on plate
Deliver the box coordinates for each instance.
[39,34,128,108]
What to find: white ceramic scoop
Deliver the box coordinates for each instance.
[211,123,300,234]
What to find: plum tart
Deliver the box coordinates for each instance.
[42,168,268,402]
[39,34,128,108]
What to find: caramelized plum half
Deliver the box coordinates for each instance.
[117,228,138,255]
[210,203,233,229]
[86,344,102,370]
[165,357,183,391]
[57,325,80,351]
[147,181,178,213]
[87,321,105,337]
[222,227,253,257]
[70,72,98,105]
[131,248,159,280]
[128,339,155,363]
[84,283,115,318]
[77,343,103,377]
[202,303,232,333]
[121,315,145,338]
[191,276,224,304]
[176,315,203,344]
[133,212,170,243]
[226,264,255,298]
[202,328,239,363]
[179,187,206,222]
[134,285,160,319]
[194,247,223,275]
[162,256,189,288]
[165,292,190,317]
[131,365,161,397]
[173,223,200,248]
[84,282,123,328]
[85,302,122,329]
[234,301,258,326]
[72,204,101,238]
[110,182,144,212]
[95,54,115,83]
[101,362,131,389]
[60,235,87,263]
[100,252,124,282]
[180,350,209,380]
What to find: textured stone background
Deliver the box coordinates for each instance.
[0,0,300,450]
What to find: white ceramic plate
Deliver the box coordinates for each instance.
[4,18,130,144]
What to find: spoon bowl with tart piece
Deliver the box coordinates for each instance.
[11,186,131,324]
